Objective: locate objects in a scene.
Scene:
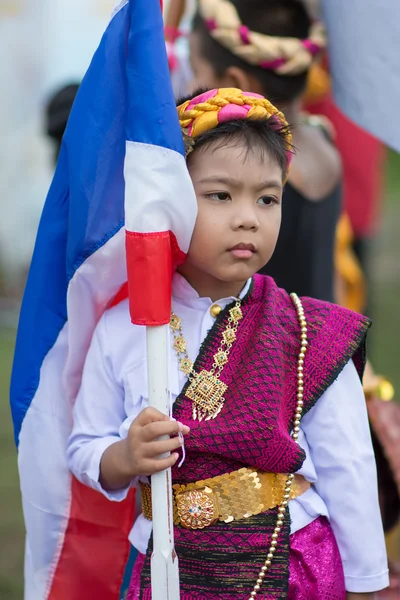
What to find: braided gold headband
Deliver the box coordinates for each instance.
[177,88,293,177]
[199,0,326,76]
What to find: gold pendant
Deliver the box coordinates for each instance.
[175,486,219,529]
[186,369,227,421]
[179,358,193,375]
[173,335,187,353]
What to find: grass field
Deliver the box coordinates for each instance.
[370,150,400,387]
[0,152,399,599]
[0,332,24,599]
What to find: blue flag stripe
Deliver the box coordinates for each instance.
[10,0,182,445]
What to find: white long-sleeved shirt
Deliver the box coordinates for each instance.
[67,274,389,593]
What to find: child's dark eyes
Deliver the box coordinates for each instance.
[205,192,279,205]
[257,195,279,206]
[206,192,231,201]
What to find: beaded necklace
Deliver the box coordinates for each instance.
[248,293,308,599]
[169,300,243,421]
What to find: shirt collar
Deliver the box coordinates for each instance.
[172,272,251,305]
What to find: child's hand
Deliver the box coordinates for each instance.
[100,408,190,491]
[123,407,190,477]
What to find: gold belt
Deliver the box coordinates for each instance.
[140,468,310,530]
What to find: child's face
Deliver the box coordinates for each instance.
[180,143,283,290]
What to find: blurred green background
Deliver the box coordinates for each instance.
[0,152,399,599]
[370,151,400,379]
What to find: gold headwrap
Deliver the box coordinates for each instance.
[178,88,289,136]
[177,87,293,178]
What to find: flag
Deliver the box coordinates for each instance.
[10,0,197,598]
[322,0,400,152]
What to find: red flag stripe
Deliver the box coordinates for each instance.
[48,479,135,600]
[126,230,186,326]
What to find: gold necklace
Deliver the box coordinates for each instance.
[170,300,243,421]
[247,292,308,599]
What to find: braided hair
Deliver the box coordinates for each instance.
[192,0,323,103]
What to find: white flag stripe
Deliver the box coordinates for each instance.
[124,141,197,253]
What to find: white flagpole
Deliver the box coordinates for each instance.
[146,324,180,600]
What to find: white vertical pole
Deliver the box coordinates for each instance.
[146,325,180,600]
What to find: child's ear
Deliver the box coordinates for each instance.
[221,67,263,95]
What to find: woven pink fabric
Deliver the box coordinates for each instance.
[260,58,286,70]
[129,275,369,598]
[288,517,346,600]
[127,517,346,599]
[186,89,218,113]
[127,553,145,600]
[239,25,251,45]
[301,39,321,56]
[171,275,369,485]
[205,18,217,31]
[218,103,250,122]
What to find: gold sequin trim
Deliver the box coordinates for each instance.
[139,468,310,526]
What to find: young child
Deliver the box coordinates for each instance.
[184,0,342,302]
[183,2,400,588]
[67,88,388,599]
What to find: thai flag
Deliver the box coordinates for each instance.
[10,1,196,598]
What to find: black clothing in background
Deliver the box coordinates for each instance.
[260,180,341,302]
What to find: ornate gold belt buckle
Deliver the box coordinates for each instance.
[175,486,219,529]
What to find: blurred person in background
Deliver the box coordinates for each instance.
[164,0,385,306]
[186,0,341,300]
[302,3,400,593]
[162,0,400,595]
[45,83,80,163]
[164,0,196,97]
[334,208,400,599]
[303,0,385,299]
